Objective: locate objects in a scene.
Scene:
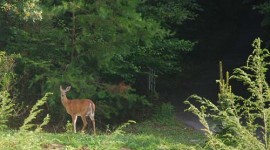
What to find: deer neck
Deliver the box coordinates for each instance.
[61,95,70,107]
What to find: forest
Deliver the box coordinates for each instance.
[1,0,270,149]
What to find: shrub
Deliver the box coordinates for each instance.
[185,38,270,149]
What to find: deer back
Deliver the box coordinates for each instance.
[64,99,95,116]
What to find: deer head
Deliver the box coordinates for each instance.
[60,86,71,100]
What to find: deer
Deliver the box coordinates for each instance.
[106,81,130,94]
[60,85,96,134]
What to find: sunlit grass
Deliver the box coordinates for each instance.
[125,118,205,148]
[0,118,206,150]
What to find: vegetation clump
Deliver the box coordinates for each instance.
[185,38,270,149]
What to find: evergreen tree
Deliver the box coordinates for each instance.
[0,0,200,125]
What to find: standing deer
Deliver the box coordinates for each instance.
[60,86,96,134]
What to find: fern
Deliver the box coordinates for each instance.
[0,52,17,130]
[112,120,136,136]
[0,91,15,130]
[20,92,53,132]
[35,114,50,132]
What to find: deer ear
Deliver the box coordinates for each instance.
[60,85,63,90]
[66,86,71,91]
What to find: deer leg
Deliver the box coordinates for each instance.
[90,115,96,135]
[81,116,88,132]
[72,115,78,133]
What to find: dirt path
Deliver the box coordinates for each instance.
[174,101,220,136]
[176,112,203,130]
[173,101,218,134]
[175,108,206,133]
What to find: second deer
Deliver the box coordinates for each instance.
[60,86,96,134]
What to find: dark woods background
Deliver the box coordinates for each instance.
[0,0,270,131]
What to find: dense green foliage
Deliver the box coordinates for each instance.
[185,38,270,149]
[1,0,42,22]
[0,0,199,127]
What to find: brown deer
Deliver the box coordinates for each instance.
[106,81,130,94]
[60,86,96,134]
[118,81,130,94]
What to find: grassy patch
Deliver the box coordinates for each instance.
[0,119,205,150]
[125,118,205,148]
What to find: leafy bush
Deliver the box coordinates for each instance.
[185,38,270,149]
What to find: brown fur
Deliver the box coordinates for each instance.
[60,86,96,134]
[106,81,130,94]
